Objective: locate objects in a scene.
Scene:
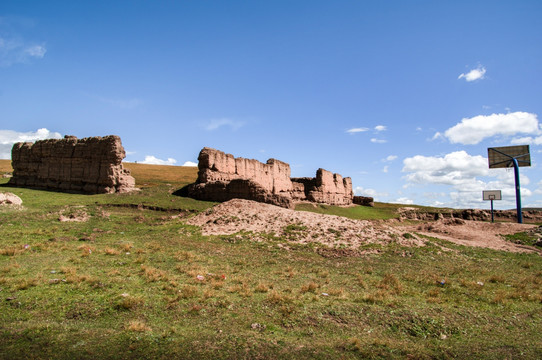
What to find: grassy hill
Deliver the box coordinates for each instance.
[0,161,541,359]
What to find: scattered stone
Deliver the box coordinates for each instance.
[0,192,22,206]
[251,323,266,331]
[184,147,353,209]
[59,209,90,222]
[9,135,136,194]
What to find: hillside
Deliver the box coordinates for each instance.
[0,161,541,359]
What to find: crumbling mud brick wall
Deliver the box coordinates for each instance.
[186,147,353,208]
[9,135,136,194]
[353,195,374,207]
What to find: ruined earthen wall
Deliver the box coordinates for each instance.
[187,147,354,208]
[353,196,374,207]
[9,135,136,194]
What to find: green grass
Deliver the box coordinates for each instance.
[503,231,540,247]
[295,202,425,220]
[1,163,542,359]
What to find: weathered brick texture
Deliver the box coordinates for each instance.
[9,135,136,194]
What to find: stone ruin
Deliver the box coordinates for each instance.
[8,135,136,194]
[184,147,354,209]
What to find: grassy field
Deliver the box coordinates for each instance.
[0,160,541,359]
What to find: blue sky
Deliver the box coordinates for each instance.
[1,0,542,209]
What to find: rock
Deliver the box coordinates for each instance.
[0,192,22,206]
[185,147,353,208]
[8,135,136,194]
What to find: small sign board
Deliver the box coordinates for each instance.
[483,190,502,201]
[488,145,530,169]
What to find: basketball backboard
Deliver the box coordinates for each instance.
[488,145,530,169]
[483,190,502,201]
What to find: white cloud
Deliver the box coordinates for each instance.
[370,138,387,143]
[375,125,387,132]
[510,135,542,145]
[402,151,488,186]
[440,112,539,145]
[353,186,389,200]
[382,166,389,173]
[383,155,397,162]
[402,150,535,209]
[0,128,62,159]
[24,44,46,58]
[346,127,369,134]
[141,155,177,166]
[204,118,245,131]
[458,65,486,82]
[391,197,414,205]
[182,161,197,167]
[0,25,47,66]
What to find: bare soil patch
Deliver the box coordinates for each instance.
[399,218,540,253]
[186,199,423,248]
[186,199,541,254]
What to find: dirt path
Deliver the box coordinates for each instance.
[399,218,539,253]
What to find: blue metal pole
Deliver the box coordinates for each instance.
[491,199,494,223]
[512,158,523,224]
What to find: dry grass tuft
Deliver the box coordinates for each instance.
[115,294,145,310]
[15,277,39,290]
[77,245,94,257]
[255,282,271,293]
[178,285,199,299]
[377,273,403,295]
[267,290,294,305]
[0,246,20,256]
[119,243,133,252]
[176,250,196,262]
[300,281,319,294]
[126,319,152,332]
[104,247,121,255]
[141,265,170,282]
[227,283,253,297]
[104,247,120,255]
[1,262,20,273]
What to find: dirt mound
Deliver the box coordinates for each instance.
[185,199,541,255]
[186,199,423,249]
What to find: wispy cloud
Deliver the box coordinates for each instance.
[140,155,177,166]
[370,138,387,144]
[0,128,62,159]
[437,111,539,145]
[383,155,397,162]
[353,186,389,200]
[458,65,486,82]
[93,95,143,109]
[204,118,245,131]
[375,125,387,132]
[0,17,47,67]
[182,161,197,167]
[346,127,369,134]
